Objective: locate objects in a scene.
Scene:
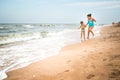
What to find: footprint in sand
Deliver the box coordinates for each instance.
[91,65,96,68]
[103,58,107,61]
[99,52,103,54]
[84,50,87,52]
[64,70,70,72]
[106,63,114,66]
[67,60,71,63]
[109,54,120,61]
[86,74,95,79]
[110,47,113,49]
[111,54,120,59]
[108,69,120,79]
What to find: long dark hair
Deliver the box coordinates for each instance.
[87,14,92,17]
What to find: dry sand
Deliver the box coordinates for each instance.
[5,24,120,80]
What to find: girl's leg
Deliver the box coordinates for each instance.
[91,31,94,37]
[81,32,82,39]
[83,31,85,41]
[90,27,94,37]
[88,28,90,39]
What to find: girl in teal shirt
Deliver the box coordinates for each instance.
[86,14,96,39]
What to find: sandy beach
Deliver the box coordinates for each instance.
[5,24,120,80]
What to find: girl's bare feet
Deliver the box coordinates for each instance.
[87,37,89,39]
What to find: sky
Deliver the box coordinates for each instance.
[0,0,120,24]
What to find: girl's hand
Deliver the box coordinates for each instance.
[85,23,88,26]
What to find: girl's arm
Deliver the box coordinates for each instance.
[92,18,96,22]
[86,22,88,26]
[78,26,81,29]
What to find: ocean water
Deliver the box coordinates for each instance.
[0,23,103,79]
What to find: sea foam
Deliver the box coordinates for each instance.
[0,24,104,80]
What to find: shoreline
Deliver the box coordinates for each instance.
[1,25,101,71]
[4,24,120,80]
[0,24,92,75]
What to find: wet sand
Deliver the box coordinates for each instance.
[5,24,120,80]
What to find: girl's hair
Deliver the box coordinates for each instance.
[80,21,83,24]
[87,14,92,17]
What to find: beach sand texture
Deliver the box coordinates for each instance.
[5,24,120,80]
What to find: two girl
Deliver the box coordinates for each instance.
[78,14,96,41]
